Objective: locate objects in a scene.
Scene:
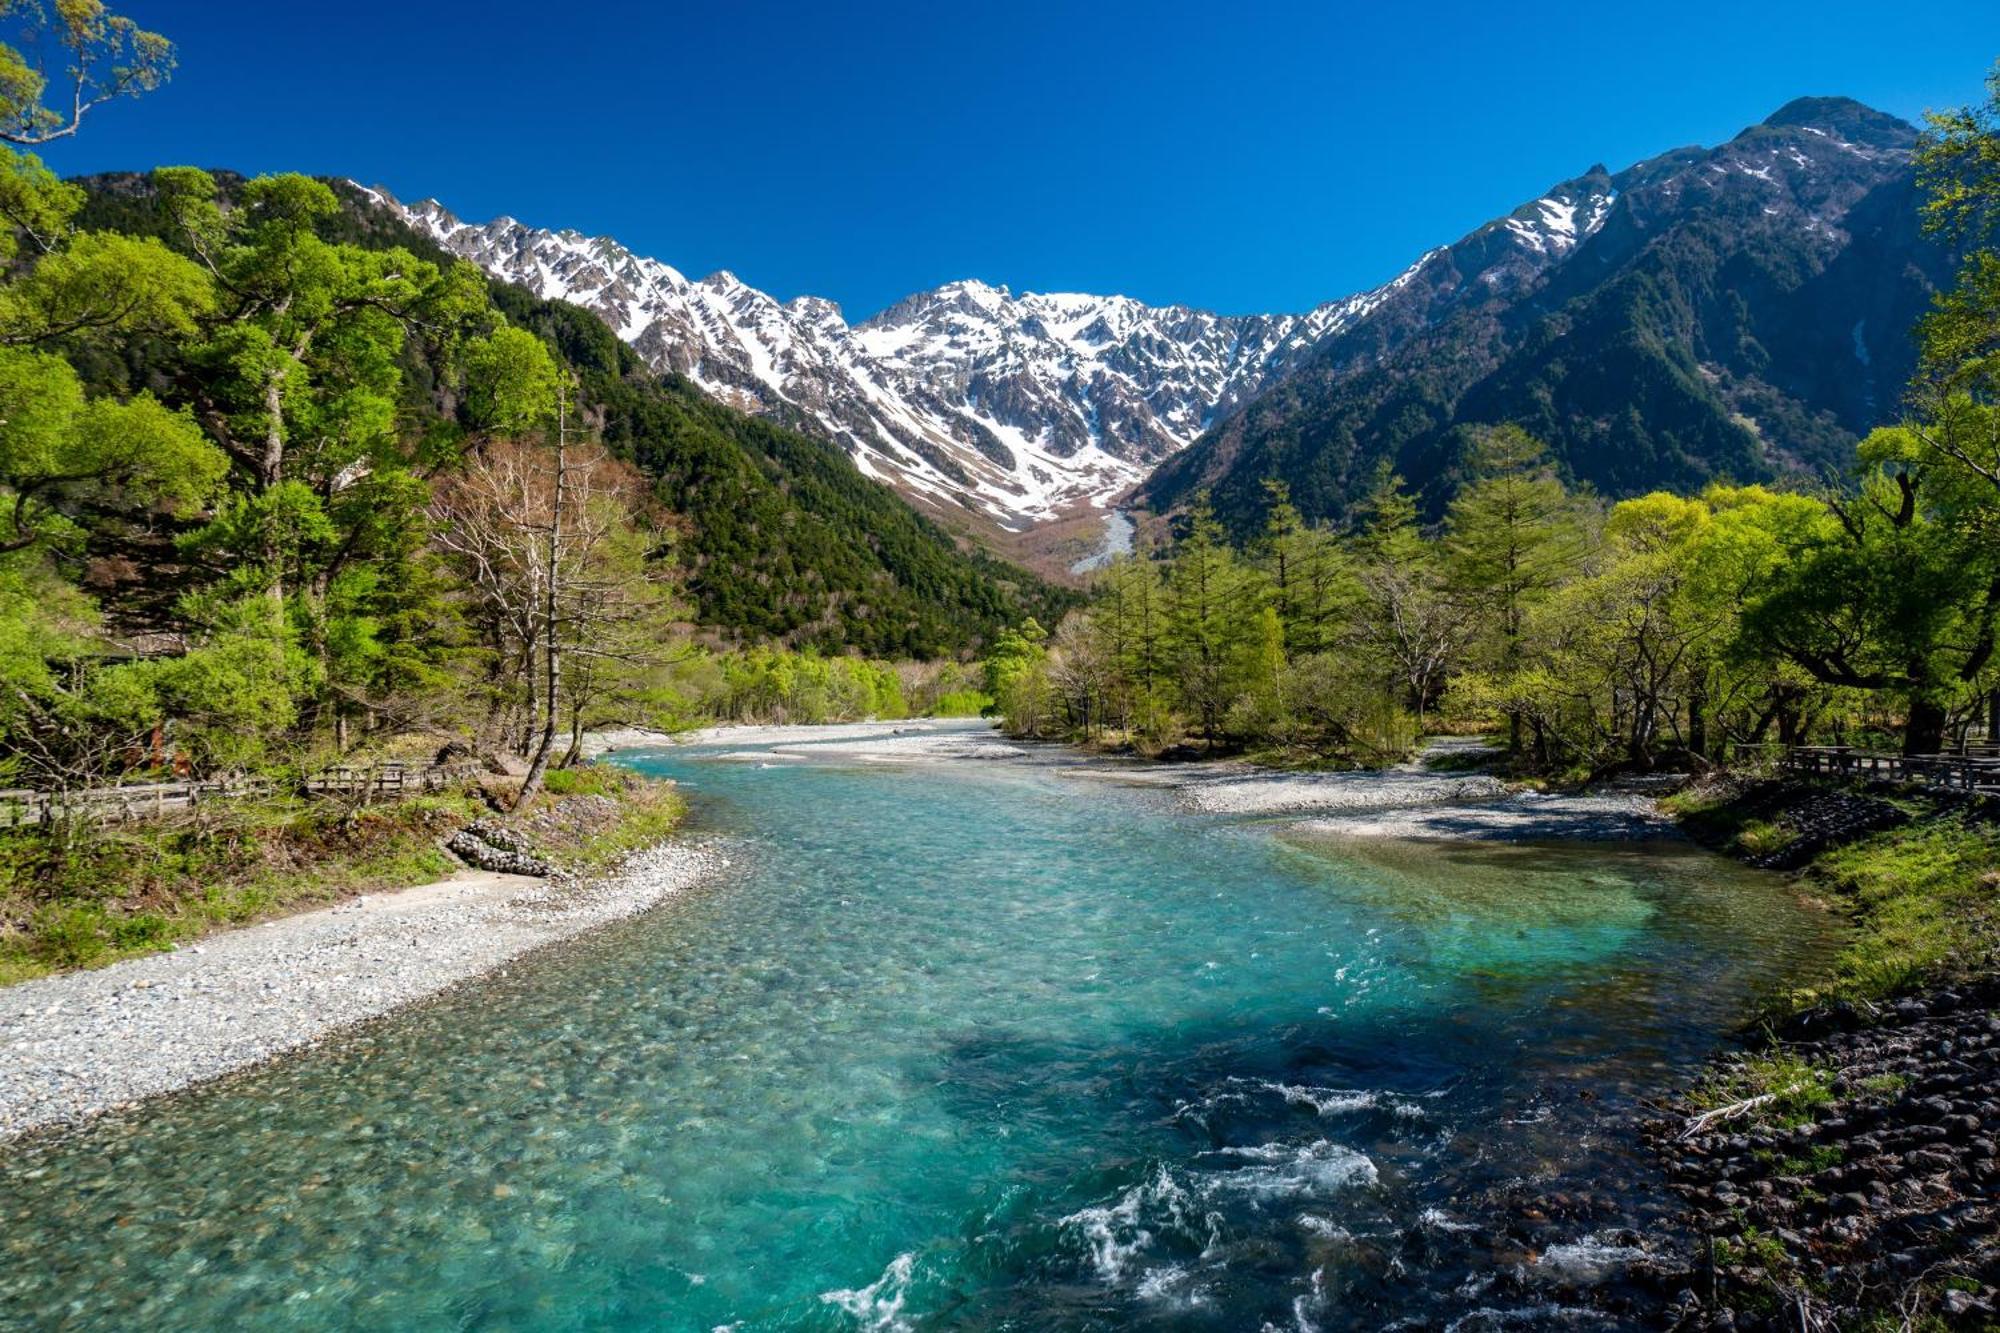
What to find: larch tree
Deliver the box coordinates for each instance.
[1444,426,1595,754]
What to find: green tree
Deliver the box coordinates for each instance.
[1737,438,1998,755]
[0,1,173,147]
[1349,464,1462,731]
[1162,498,1259,746]
[1444,426,1595,754]
[1255,479,1355,656]
[982,618,1052,736]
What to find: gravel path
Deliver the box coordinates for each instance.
[0,841,725,1142]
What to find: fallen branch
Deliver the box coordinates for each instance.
[1680,1088,1791,1140]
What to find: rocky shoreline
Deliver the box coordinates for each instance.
[1656,980,2000,1329]
[0,840,724,1143]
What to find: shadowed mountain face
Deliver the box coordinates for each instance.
[1141,97,1960,531]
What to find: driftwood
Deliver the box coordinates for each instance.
[1679,1089,1787,1140]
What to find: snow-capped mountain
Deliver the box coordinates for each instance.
[367,187,1409,530]
[1143,96,1944,530]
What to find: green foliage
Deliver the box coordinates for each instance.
[542,765,615,797]
[694,647,909,725]
[0,792,481,984]
[1801,812,2000,1006]
[930,689,991,717]
[0,2,174,148]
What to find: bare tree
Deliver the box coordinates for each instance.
[430,398,683,807]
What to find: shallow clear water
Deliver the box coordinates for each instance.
[0,740,1835,1331]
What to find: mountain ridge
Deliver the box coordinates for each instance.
[375,186,1436,531]
[368,93,1950,543]
[1142,95,1957,530]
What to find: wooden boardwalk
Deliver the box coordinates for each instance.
[1780,744,2000,795]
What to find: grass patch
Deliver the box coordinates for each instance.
[542,765,618,798]
[1712,1223,1791,1273]
[1730,818,1798,858]
[0,792,484,985]
[1858,1072,1911,1098]
[511,766,687,876]
[1418,741,1505,772]
[1690,1047,1837,1128]
[0,764,692,987]
[1660,779,1762,839]
[1791,812,2000,1009]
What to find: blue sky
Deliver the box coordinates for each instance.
[41,1,2000,319]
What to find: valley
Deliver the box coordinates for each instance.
[0,6,1995,1332]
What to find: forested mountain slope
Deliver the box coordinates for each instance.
[70,173,1067,658]
[1142,98,1964,531]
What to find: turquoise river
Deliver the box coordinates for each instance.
[0,732,1838,1330]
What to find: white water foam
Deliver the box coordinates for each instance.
[1536,1234,1654,1282]
[1419,1206,1480,1234]
[1135,1262,1212,1308]
[1296,1213,1352,1241]
[1258,1080,1427,1120]
[1202,1140,1379,1204]
[820,1252,917,1332]
[1061,1165,1200,1283]
[1444,1304,1611,1331]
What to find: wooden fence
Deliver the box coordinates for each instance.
[1780,745,2000,795]
[0,760,490,829]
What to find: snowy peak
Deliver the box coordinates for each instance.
[386,188,1379,529]
[365,98,1920,535]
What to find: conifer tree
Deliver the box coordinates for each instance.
[1444,426,1594,753]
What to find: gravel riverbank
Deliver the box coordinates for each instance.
[0,841,724,1142]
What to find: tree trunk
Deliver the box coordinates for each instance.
[1904,695,1948,757]
[515,385,569,810]
[261,369,287,606]
[1687,680,1708,765]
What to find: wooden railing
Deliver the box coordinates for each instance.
[0,760,488,829]
[1781,745,2000,794]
